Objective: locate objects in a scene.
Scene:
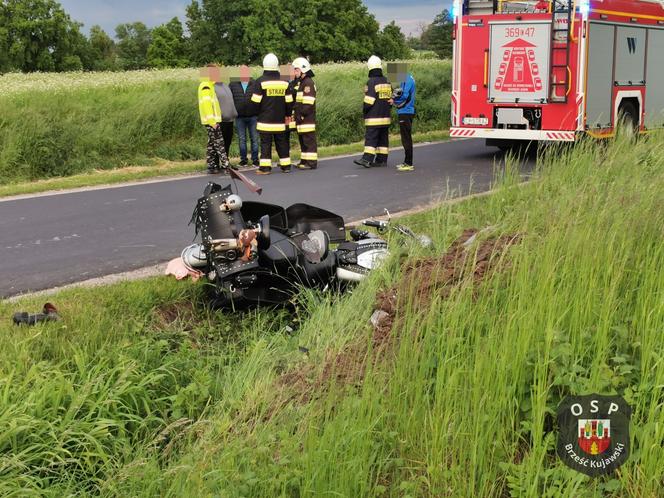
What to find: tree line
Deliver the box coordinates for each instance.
[406,10,454,60]
[0,0,452,73]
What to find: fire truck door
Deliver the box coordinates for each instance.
[586,23,615,128]
[645,29,664,128]
[615,27,646,86]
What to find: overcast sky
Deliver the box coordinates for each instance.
[59,0,452,37]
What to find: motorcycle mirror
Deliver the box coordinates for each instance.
[257,214,271,249]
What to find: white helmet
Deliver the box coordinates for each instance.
[263,53,279,71]
[292,57,311,74]
[367,55,382,71]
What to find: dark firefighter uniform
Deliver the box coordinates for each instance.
[288,79,298,138]
[361,69,392,165]
[294,74,318,168]
[251,72,294,173]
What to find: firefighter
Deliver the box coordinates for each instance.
[354,55,392,168]
[250,53,294,174]
[292,57,318,170]
[198,64,229,174]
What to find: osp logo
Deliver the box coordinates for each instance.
[556,395,631,477]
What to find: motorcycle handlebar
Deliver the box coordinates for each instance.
[363,219,389,230]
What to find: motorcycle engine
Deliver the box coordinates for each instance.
[335,237,389,282]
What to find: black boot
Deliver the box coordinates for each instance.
[353,157,372,168]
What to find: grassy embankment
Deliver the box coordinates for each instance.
[0,129,449,199]
[0,61,452,189]
[0,133,662,496]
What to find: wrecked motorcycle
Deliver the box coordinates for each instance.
[184,181,428,309]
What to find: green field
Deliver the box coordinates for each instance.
[1,133,662,496]
[0,61,451,183]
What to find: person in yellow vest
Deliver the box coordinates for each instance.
[198,64,230,174]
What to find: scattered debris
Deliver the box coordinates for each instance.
[370,309,390,329]
[164,257,203,282]
[12,302,59,325]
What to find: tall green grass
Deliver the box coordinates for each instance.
[0,132,661,496]
[0,61,451,183]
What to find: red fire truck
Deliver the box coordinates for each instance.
[450,0,664,148]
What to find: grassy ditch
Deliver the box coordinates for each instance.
[0,133,662,496]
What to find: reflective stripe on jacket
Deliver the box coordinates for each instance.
[198,80,222,126]
[294,74,317,133]
[250,71,294,133]
[363,69,391,127]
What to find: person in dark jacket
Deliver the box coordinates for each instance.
[214,67,239,169]
[354,55,392,168]
[292,57,318,170]
[229,65,259,167]
[250,53,294,175]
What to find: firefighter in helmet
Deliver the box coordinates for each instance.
[250,53,294,174]
[354,55,392,168]
[292,57,318,169]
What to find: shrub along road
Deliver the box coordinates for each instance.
[0,139,534,297]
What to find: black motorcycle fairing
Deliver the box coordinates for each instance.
[241,201,288,231]
[190,183,364,310]
[286,204,346,243]
[261,231,336,283]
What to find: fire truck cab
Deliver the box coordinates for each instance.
[450,0,664,147]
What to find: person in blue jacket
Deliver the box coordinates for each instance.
[388,63,416,171]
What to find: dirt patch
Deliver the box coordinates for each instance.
[319,341,367,389]
[402,229,520,300]
[152,301,201,332]
[372,228,520,345]
[278,228,521,400]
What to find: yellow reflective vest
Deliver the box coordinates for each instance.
[198,80,222,126]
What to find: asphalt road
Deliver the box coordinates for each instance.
[0,139,532,297]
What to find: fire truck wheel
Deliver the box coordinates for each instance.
[617,100,639,133]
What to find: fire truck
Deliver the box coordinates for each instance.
[450,0,664,148]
